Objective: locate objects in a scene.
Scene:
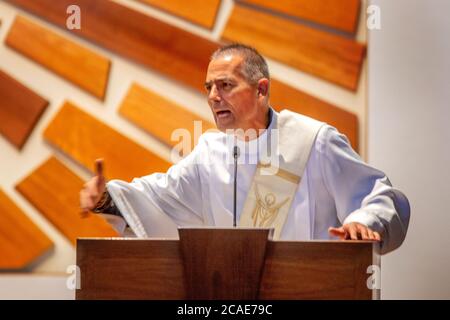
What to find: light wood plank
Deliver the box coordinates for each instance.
[271,79,359,151]
[222,4,366,91]
[16,157,119,246]
[0,69,49,149]
[240,0,360,34]
[135,0,221,29]
[43,101,171,182]
[119,83,216,155]
[0,188,53,269]
[5,0,218,93]
[5,15,110,99]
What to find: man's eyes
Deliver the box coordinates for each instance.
[205,82,234,92]
[220,82,234,90]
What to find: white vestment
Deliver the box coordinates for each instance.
[107,109,410,254]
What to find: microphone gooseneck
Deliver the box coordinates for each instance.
[233,145,240,227]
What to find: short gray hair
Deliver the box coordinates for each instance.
[211,43,270,85]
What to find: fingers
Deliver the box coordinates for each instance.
[374,231,381,241]
[348,224,358,240]
[94,159,106,193]
[79,159,106,217]
[95,158,104,179]
[328,227,347,240]
[367,228,375,240]
[79,189,92,217]
[329,223,382,242]
[79,183,101,214]
[80,188,94,211]
[357,224,369,240]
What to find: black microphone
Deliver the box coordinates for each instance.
[233,145,240,227]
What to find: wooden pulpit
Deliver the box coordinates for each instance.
[75,228,380,300]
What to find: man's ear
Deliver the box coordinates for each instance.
[257,78,269,96]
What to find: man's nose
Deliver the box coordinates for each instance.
[208,85,221,101]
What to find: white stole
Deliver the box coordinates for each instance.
[239,110,324,239]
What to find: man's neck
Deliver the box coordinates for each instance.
[235,107,272,141]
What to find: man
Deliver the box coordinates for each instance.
[80,44,410,254]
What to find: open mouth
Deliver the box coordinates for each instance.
[216,110,232,119]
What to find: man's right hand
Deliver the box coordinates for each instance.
[80,159,106,215]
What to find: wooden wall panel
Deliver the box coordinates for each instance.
[222,4,366,91]
[5,0,218,93]
[16,157,119,246]
[0,69,49,149]
[0,189,53,269]
[5,15,110,100]
[43,101,171,182]
[240,0,360,34]
[271,79,359,151]
[135,0,221,29]
[3,1,360,152]
[119,83,216,153]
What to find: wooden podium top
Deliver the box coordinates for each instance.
[76,228,379,300]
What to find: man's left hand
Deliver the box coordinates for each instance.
[328,222,381,241]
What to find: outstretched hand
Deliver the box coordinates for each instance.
[79,159,106,217]
[329,222,381,241]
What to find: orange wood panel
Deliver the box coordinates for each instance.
[119,83,216,154]
[271,79,358,151]
[0,69,49,149]
[222,4,366,91]
[43,101,171,182]
[5,0,218,93]
[135,0,221,29]
[16,157,119,246]
[0,188,53,269]
[5,15,110,99]
[240,0,360,34]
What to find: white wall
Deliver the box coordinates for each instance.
[0,274,74,300]
[368,0,450,299]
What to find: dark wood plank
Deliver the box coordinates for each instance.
[222,4,366,91]
[76,238,185,299]
[240,0,361,34]
[119,83,216,155]
[0,69,48,149]
[271,79,359,151]
[259,241,374,299]
[135,0,221,29]
[178,228,270,299]
[43,101,171,182]
[16,157,119,246]
[5,0,218,93]
[75,237,376,299]
[0,188,53,269]
[5,16,110,100]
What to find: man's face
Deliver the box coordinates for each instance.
[205,54,261,132]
